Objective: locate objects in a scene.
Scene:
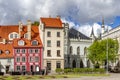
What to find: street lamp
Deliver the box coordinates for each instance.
[106,26,109,74]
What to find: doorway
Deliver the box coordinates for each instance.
[30,65,33,72]
[6,65,10,74]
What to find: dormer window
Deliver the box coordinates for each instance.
[10,34,13,38]
[0,50,2,54]
[24,33,28,38]
[5,50,10,54]
[9,32,18,40]
[32,40,38,46]
[18,40,25,46]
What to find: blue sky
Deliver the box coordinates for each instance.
[0,0,120,36]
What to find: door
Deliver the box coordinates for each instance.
[6,66,10,73]
[30,65,33,72]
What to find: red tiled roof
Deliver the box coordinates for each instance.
[13,26,42,47]
[40,17,63,28]
[0,25,42,58]
[0,44,13,58]
[0,25,19,39]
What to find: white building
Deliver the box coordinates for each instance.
[64,27,93,68]
[39,16,65,72]
[102,26,120,67]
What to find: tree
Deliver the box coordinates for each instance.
[32,21,39,26]
[87,38,119,68]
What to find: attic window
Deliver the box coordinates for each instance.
[5,50,10,54]
[18,40,25,46]
[0,50,2,54]
[32,40,38,46]
[24,33,28,38]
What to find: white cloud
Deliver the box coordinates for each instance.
[62,19,112,37]
[0,0,120,25]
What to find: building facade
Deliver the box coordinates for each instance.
[39,17,65,72]
[64,28,93,68]
[0,20,43,73]
[102,26,120,67]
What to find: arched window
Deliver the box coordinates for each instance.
[32,40,38,46]
[80,60,84,68]
[84,47,87,55]
[77,47,80,55]
[18,40,25,46]
[70,46,73,54]
[87,60,90,68]
[72,60,76,68]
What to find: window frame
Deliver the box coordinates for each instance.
[47,31,51,37]
[47,50,51,57]
[47,40,51,47]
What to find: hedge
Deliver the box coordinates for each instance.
[56,68,105,74]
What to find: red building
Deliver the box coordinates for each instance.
[13,21,43,73]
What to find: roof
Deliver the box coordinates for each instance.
[13,26,42,47]
[40,17,62,28]
[0,25,42,58]
[69,28,91,40]
[0,44,13,58]
[0,25,18,39]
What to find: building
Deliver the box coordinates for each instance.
[13,21,43,73]
[64,27,93,68]
[0,20,43,73]
[39,16,65,72]
[102,25,120,67]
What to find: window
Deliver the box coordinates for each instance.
[15,34,18,38]
[10,34,13,38]
[35,57,39,62]
[21,49,26,53]
[18,40,24,46]
[77,47,80,55]
[56,61,61,68]
[47,50,51,57]
[7,58,11,63]
[47,31,51,37]
[0,50,2,54]
[57,41,60,47]
[22,57,26,62]
[47,61,51,70]
[16,66,20,71]
[22,66,26,71]
[29,49,33,53]
[16,57,20,62]
[35,49,39,53]
[32,40,38,46]
[29,57,34,62]
[47,40,51,47]
[24,33,28,38]
[5,50,10,54]
[57,50,60,57]
[70,46,73,54]
[16,49,20,53]
[57,32,60,37]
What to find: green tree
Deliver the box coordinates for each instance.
[32,21,39,26]
[88,38,119,68]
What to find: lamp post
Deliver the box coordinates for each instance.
[106,26,109,74]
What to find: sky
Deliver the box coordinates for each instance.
[0,0,120,37]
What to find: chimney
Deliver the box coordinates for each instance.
[19,21,23,38]
[56,15,60,19]
[3,39,6,44]
[27,20,31,40]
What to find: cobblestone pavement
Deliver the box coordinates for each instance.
[43,73,120,80]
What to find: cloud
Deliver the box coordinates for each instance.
[62,19,112,37]
[0,0,120,25]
